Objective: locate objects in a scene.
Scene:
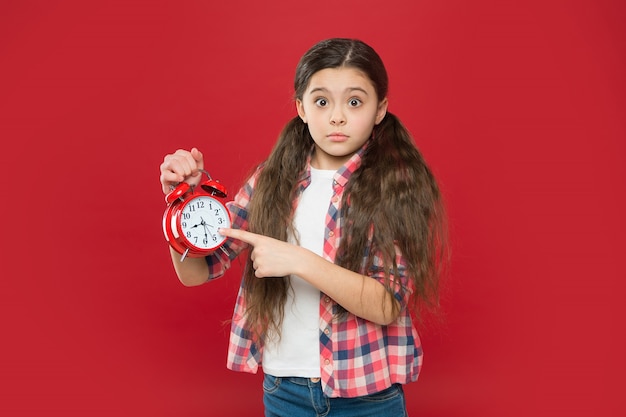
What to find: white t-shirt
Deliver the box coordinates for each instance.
[261,167,335,378]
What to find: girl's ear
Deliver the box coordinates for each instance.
[296,99,307,123]
[375,97,389,125]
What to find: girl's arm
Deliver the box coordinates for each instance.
[218,227,401,325]
[297,247,401,325]
[168,247,210,286]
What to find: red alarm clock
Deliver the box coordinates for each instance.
[162,170,231,261]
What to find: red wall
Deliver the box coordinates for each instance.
[1,1,624,416]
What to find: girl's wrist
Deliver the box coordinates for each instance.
[292,246,318,279]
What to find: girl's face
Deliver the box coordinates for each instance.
[296,67,388,170]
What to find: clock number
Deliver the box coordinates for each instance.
[183,213,191,220]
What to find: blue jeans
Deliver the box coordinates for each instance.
[263,374,408,417]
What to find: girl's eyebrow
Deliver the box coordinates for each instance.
[308,86,370,96]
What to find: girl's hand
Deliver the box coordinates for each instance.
[219,228,400,324]
[218,228,303,278]
[159,148,204,194]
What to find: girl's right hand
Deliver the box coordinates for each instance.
[159,147,204,194]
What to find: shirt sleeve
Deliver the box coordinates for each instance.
[368,244,415,309]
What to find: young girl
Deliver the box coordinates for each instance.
[159,38,447,417]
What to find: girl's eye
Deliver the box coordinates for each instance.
[315,98,328,107]
[348,98,362,107]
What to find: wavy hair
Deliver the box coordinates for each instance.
[242,38,447,340]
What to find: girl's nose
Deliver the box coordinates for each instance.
[330,106,346,125]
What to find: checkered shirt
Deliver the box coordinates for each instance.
[204,146,423,398]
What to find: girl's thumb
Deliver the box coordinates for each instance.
[190,147,204,169]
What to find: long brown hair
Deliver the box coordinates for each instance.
[243,38,447,340]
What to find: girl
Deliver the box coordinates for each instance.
[159,38,447,417]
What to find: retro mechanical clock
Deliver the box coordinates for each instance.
[162,170,231,260]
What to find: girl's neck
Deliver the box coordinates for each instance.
[310,150,352,171]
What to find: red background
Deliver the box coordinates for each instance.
[1,1,624,416]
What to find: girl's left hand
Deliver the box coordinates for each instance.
[218,228,303,278]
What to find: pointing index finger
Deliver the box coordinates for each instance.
[218,227,259,246]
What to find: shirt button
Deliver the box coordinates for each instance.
[324,359,330,365]
[328,231,334,237]
[324,297,331,303]
[331,196,339,203]
[324,328,330,335]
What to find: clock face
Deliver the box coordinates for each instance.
[174,195,231,251]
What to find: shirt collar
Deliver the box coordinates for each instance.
[299,141,368,188]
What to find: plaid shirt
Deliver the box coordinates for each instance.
[204,146,423,398]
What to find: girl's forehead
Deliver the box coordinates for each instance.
[305,67,375,92]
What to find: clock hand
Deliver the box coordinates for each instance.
[201,215,216,229]
[191,217,208,229]
[191,216,219,243]
[198,220,210,241]
[201,222,217,241]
